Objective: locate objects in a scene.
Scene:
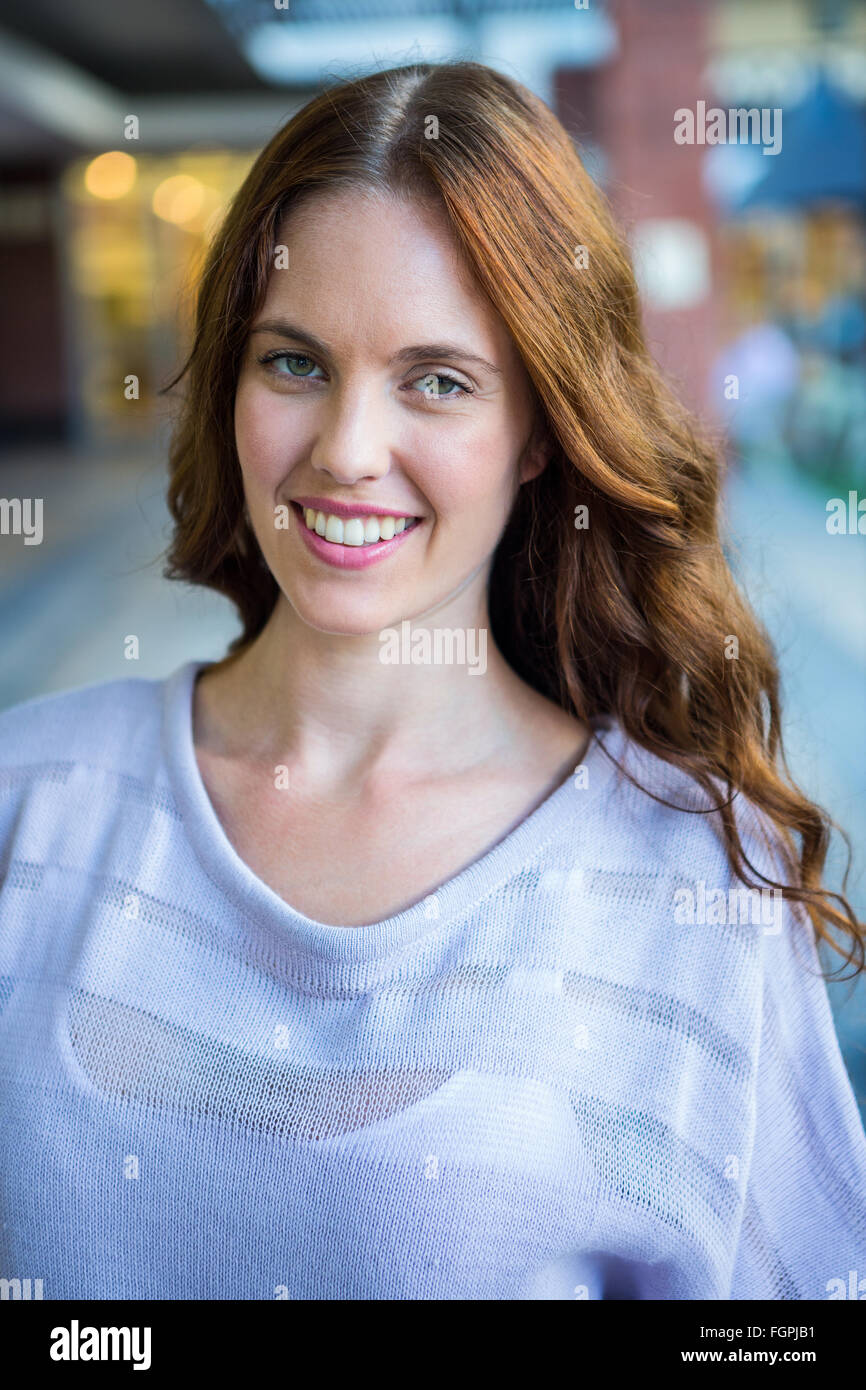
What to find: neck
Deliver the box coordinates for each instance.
[194,572,536,789]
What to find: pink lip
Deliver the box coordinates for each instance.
[294,495,419,520]
[292,501,423,570]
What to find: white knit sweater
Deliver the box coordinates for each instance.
[0,660,864,1300]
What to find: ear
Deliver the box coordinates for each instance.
[518,419,553,485]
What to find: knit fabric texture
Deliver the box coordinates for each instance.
[0,659,864,1300]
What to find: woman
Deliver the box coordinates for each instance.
[1,60,864,1301]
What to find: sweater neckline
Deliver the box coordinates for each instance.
[161,658,626,964]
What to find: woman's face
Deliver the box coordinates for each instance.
[234,186,546,636]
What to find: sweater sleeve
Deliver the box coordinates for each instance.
[728,882,866,1299]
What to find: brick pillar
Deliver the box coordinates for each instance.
[556,0,720,417]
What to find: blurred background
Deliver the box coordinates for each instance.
[0,0,864,1111]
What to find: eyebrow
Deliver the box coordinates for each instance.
[249,318,503,377]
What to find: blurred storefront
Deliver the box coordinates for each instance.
[718,205,866,488]
[706,0,866,483]
[61,149,254,443]
[1,0,864,456]
[0,0,720,443]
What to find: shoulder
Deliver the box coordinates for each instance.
[540,720,792,997]
[0,664,198,873]
[583,724,849,1008]
[576,718,747,878]
[0,666,179,776]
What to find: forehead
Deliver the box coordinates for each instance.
[258,185,520,368]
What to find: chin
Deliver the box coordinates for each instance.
[286,590,408,640]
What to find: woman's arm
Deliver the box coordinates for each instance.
[729,890,866,1299]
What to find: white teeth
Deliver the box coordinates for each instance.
[342,518,366,547]
[299,507,416,547]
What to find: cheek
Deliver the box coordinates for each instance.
[419,414,521,518]
[234,379,307,489]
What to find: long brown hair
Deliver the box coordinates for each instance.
[164,59,864,979]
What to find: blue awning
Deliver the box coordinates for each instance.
[737,77,865,211]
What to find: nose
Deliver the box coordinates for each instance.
[310,378,392,487]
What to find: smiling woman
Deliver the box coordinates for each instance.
[0,59,864,1303]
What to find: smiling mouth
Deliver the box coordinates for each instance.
[292,501,422,548]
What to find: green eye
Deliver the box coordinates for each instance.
[284,355,316,376]
[411,373,467,398]
[259,351,322,378]
[279,353,317,376]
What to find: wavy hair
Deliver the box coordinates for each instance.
[164,59,864,979]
